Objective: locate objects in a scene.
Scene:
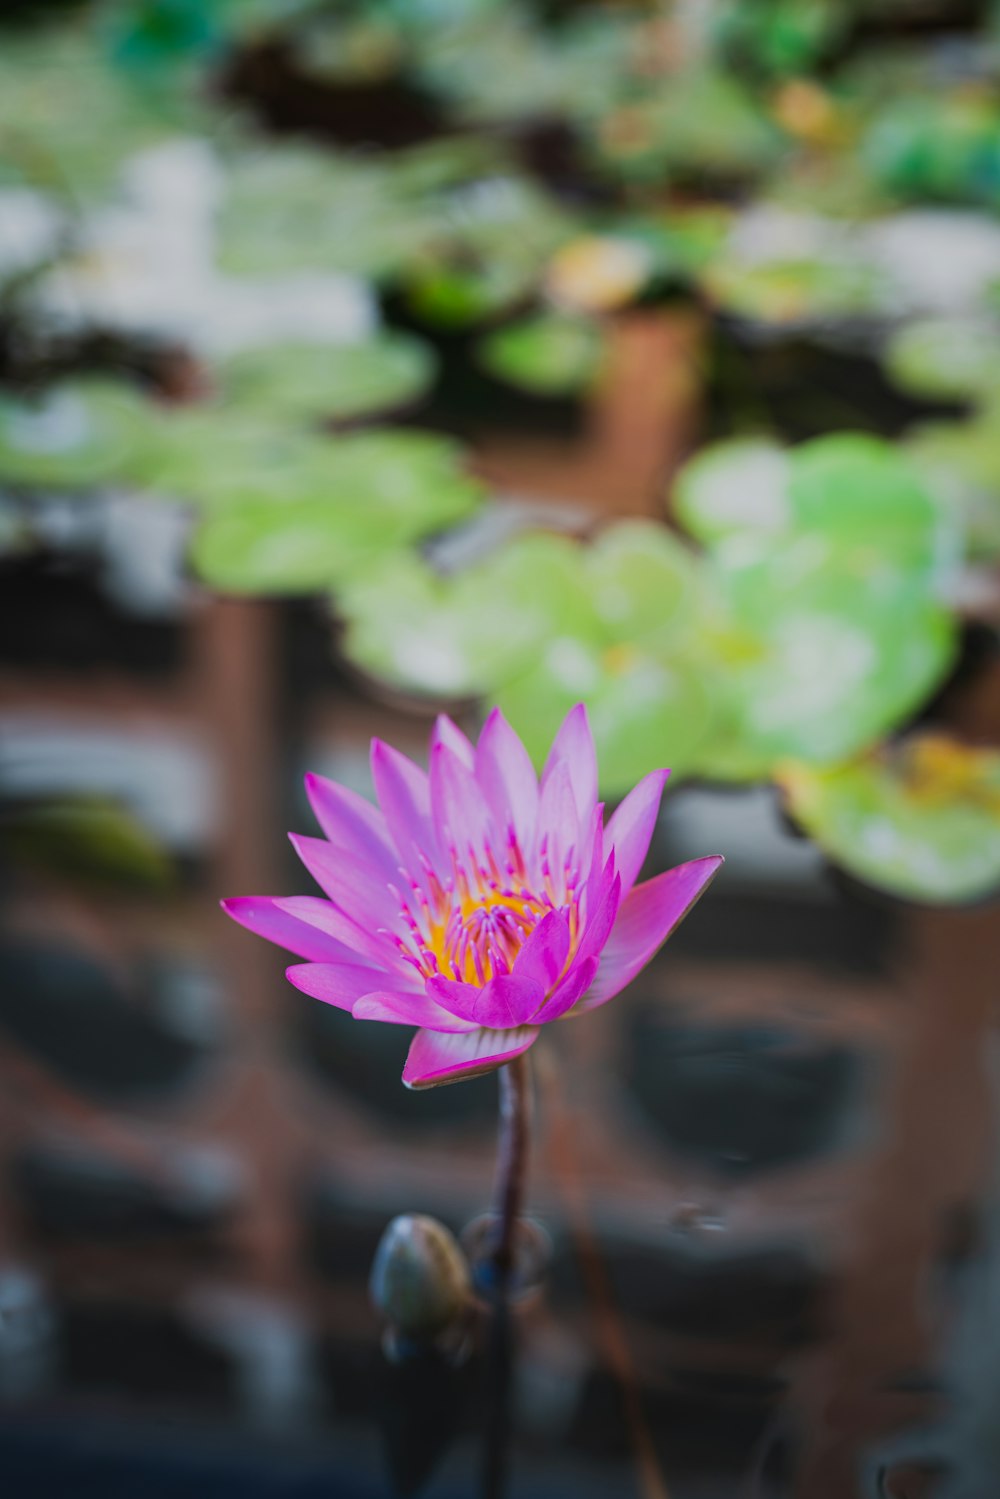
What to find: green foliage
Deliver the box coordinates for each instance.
[780,737,1000,904]
[476,314,603,397]
[0,379,155,490]
[220,334,438,423]
[190,429,484,594]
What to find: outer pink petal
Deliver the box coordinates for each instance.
[603,769,669,898]
[275,895,414,978]
[289,833,397,928]
[475,707,538,852]
[286,962,406,1011]
[221,896,368,965]
[512,909,571,993]
[371,739,443,886]
[403,1025,540,1089]
[531,873,620,1023]
[430,714,475,770]
[542,702,597,824]
[573,855,723,1014]
[303,772,397,878]
[352,991,477,1031]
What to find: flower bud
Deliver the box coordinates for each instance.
[370,1214,471,1345]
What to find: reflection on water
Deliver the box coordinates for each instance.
[0,558,997,1499]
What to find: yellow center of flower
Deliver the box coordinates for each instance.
[391,835,581,986]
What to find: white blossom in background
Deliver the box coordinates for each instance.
[35,138,373,353]
[864,210,1000,317]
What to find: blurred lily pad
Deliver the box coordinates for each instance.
[702,254,885,327]
[476,314,603,396]
[0,380,154,490]
[1,797,173,891]
[338,531,593,699]
[906,412,1000,563]
[700,537,957,777]
[674,432,951,576]
[220,334,438,424]
[862,94,1000,208]
[674,439,792,545]
[779,737,1000,904]
[884,318,1000,402]
[191,429,484,595]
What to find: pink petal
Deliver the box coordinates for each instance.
[286,962,403,1011]
[289,833,397,928]
[427,973,544,1029]
[512,909,570,993]
[603,769,669,898]
[403,1025,539,1089]
[304,772,397,878]
[532,954,600,1023]
[221,895,367,965]
[431,714,475,770]
[475,707,538,852]
[542,702,597,823]
[574,855,723,1014]
[352,991,477,1031]
[429,741,493,863]
[535,758,579,881]
[371,739,443,887]
[274,894,412,977]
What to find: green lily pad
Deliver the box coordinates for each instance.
[673,438,792,545]
[906,412,1000,563]
[190,429,484,596]
[0,380,153,490]
[2,796,173,892]
[0,27,211,194]
[592,69,785,185]
[217,147,426,280]
[862,94,1000,208]
[338,531,593,699]
[403,259,535,331]
[702,255,885,326]
[787,433,947,570]
[673,432,952,577]
[884,318,1000,402]
[476,314,604,397]
[697,536,958,777]
[220,335,438,424]
[130,407,328,508]
[779,737,1000,904]
[498,645,716,797]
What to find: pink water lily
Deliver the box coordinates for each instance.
[223,706,722,1089]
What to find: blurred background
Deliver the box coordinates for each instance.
[0,1,999,1495]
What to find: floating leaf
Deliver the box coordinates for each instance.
[0,380,153,490]
[673,432,952,578]
[1,797,173,891]
[220,334,438,423]
[698,537,957,776]
[476,314,603,396]
[884,318,1000,401]
[779,737,1000,904]
[338,532,591,699]
[673,438,792,545]
[191,429,484,595]
[906,413,1000,562]
[498,645,716,796]
[702,254,884,326]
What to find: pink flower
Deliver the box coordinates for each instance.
[223,706,722,1089]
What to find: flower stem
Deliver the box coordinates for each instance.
[490,1052,532,1294]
